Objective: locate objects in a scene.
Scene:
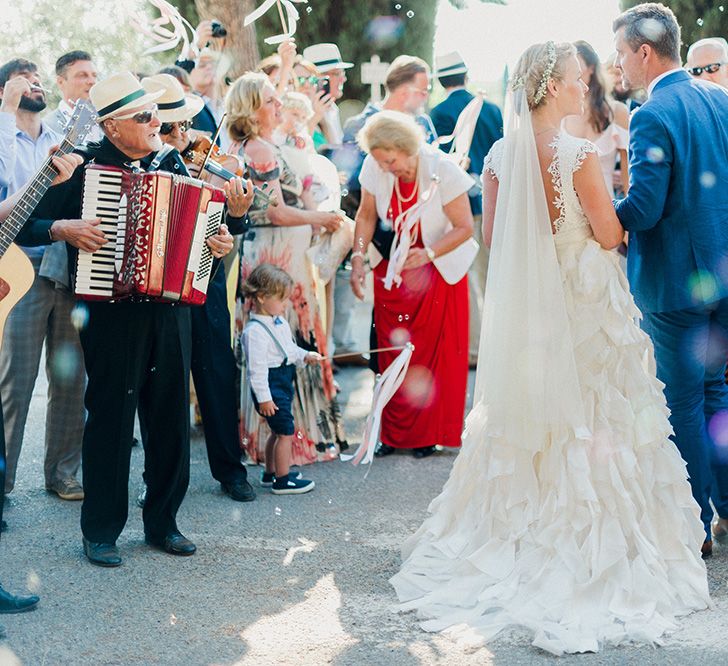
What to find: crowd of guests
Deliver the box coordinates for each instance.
[0,7,726,636]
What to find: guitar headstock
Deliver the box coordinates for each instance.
[63,99,99,149]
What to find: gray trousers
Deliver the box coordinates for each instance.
[468,215,489,361]
[0,256,85,493]
[332,264,358,353]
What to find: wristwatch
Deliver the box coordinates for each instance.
[425,246,436,262]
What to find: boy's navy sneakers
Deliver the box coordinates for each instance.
[271,473,315,495]
[261,469,303,487]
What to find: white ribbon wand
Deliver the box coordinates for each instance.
[384,177,440,291]
[435,93,484,171]
[340,343,414,469]
[133,0,199,57]
[244,0,309,45]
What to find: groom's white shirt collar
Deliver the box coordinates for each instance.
[647,68,684,97]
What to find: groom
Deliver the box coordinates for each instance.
[613,3,728,555]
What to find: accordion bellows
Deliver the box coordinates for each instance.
[75,164,225,305]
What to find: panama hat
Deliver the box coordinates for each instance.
[141,74,204,123]
[302,43,353,73]
[435,51,468,77]
[90,71,164,121]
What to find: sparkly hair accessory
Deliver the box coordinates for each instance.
[510,75,525,91]
[533,41,557,105]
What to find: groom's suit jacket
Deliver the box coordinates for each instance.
[614,70,728,313]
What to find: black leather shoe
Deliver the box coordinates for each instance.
[221,480,256,502]
[374,443,396,457]
[0,585,39,614]
[82,538,122,567]
[146,531,196,556]
[413,446,436,459]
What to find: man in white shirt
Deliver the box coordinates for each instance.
[0,58,86,502]
[45,50,101,140]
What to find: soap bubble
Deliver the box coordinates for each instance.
[406,10,415,18]
[646,146,664,163]
[70,303,89,331]
[275,506,282,516]
[389,327,410,345]
[699,171,716,189]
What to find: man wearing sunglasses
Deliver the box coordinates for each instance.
[138,73,257,506]
[686,37,728,89]
[16,71,247,568]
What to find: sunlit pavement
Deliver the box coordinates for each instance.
[3,348,728,664]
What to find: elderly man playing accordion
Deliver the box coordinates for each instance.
[16,72,253,567]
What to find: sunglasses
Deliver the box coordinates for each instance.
[113,105,159,124]
[160,120,192,135]
[687,62,725,76]
[296,75,319,86]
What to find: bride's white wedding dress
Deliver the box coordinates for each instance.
[390,131,710,655]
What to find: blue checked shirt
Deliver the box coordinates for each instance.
[0,110,61,259]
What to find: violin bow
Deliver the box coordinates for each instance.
[198,112,227,177]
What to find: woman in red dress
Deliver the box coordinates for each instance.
[350,111,476,457]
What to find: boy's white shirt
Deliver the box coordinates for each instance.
[243,313,309,402]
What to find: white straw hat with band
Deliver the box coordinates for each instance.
[141,74,204,123]
[90,71,165,121]
[434,51,469,78]
[302,43,354,73]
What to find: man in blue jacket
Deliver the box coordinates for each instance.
[430,51,502,365]
[613,3,728,556]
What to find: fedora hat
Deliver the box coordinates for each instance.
[435,51,468,78]
[141,74,204,123]
[302,43,353,73]
[90,71,164,121]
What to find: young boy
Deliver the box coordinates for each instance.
[242,264,321,494]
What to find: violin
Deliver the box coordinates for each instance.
[182,135,278,207]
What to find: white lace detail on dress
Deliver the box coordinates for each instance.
[482,138,505,181]
[548,133,597,234]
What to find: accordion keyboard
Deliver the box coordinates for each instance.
[76,168,124,298]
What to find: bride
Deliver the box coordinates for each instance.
[390,41,710,655]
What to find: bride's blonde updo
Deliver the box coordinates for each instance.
[511,41,576,110]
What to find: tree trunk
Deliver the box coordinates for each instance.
[194,0,260,79]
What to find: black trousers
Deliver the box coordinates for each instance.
[190,267,248,485]
[79,301,191,543]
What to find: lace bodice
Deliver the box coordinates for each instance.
[483,132,597,235]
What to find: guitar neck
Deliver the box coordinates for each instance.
[0,138,75,256]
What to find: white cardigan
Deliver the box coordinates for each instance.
[359,144,478,284]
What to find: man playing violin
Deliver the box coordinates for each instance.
[138,73,258,505]
[16,71,252,568]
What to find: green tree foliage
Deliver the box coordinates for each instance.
[0,0,176,103]
[619,1,728,58]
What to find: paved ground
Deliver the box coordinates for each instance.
[2,326,728,664]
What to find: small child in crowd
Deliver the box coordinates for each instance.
[242,264,321,495]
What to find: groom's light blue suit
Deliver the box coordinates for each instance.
[615,70,728,538]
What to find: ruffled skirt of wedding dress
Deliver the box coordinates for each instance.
[390,231,711,656]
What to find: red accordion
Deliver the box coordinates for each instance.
[75,164,226,305]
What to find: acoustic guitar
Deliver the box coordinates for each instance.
[0,99,97,346]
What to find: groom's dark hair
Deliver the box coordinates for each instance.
[613,2,681,63]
